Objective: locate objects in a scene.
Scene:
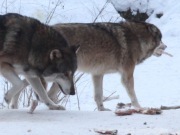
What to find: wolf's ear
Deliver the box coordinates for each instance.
[71,45,80,54]
[147,24,162,39]
[147,25,158,35]
[148,25,156,32]
[50,49,62,60]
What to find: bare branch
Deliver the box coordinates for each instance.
[93,0,110,23]
[162,51,173,57]
[45,0,62,24]
[161,105,180,110]
[94,129,118,135]
[75,73,84,83]
[103,91,119,102]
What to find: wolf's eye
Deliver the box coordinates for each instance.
[69,71,72,76]
[64,72,69,77]
[64,71,72,77]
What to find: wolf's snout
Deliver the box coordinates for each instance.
[70,86,75,95]
[160,42,167,50]
[162,45,167,50]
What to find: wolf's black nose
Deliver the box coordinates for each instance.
[70,86,75,95]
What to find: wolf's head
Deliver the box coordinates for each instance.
[146,23,167,57]
[43,45,79,95]
[122,21,167,64]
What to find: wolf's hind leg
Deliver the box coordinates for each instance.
[0,62,27,105]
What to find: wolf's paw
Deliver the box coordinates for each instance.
[99,108,111,111]
[10,103,18,109]
[98,106,111,111]
[10,99,19,109]
[97,104,111,111]
[132,102,141,109]
[48,104,65,110]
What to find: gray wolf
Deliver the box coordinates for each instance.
[9,21,167,111]
[0,13,78,110]
[52,21,167,111]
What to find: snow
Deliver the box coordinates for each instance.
[0,109,180,135]
[0,0,180,134]
[111,0,164,16]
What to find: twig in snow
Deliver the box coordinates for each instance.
[75,73,84,83]
[162,51,173,57]
[103,95,119,102]
[94,91,118,111]
[103,91,119,102]
[161,105,180,110]
[27,88,33,107]
[94,129,118,135]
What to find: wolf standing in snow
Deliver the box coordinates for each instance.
[52,21,167,111]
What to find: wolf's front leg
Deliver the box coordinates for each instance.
[47,83,61,103]
[92,75,111,111]
[121,66,141,109]
[25,77,65,110]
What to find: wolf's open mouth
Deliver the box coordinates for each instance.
[154,48,173,57]
[153,42,173,57]
[154,48,165,56]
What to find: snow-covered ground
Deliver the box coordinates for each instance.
[0,0,180,134]
[0,109,180,135]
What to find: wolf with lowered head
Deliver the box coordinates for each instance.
[0,13,78,110]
